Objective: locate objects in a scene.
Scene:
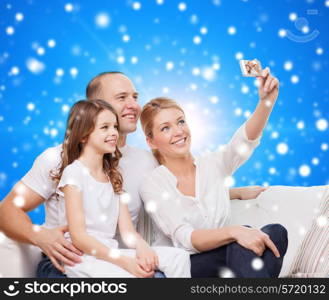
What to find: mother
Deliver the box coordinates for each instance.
[139,67,288,277]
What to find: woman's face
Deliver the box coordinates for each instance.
[147,108,191,160]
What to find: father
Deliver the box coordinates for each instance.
[0,71,265,277]
[0,72,157,277]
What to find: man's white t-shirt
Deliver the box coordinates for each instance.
[21,144,158,235]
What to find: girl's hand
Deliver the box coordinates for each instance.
[257,67,279,104]
[121,256,155,278]
[238,186,268,200]
[231,226,280,258]
[136,241,159,272]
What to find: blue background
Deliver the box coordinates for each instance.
[0,0,328,224]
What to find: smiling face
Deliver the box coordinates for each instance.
[97,74,141,135]
[84,109,119,155]
[147,108,191,161]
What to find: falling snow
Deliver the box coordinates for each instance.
[0,0,328,227]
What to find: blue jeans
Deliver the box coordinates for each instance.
[190,223,288,278]
[37,253,166,278]
[36,253,66,278]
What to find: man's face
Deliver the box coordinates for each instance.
[97,74,141,135]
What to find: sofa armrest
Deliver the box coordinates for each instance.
[0,233,42,277]
[229,185,327,277]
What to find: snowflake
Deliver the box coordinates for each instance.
[10,66,20,76]
[193,36,202,45]
[283,61,293,71]
[120,193,131,204]
[296,121,305,130]
[146,201,157,213]
[13,196,25,207]
[132,2,142,10]
[27,102,35,111]
[316,215,327,227]
[251,257,264,270]
[6,26,15,35]
[311,157,319,165]
[210,96,219,104]
[299,164,311,177]
[64,3,74,12]
[117,56,125,64]
[276,143,288,155]
[289,12,297,21]
[26,57,45,74]
[15,12,24,22]
[95,13,111,28]
[131,56,138,64]
[228,26,236,35]
[291,75,299,84]
[178,2,187,11]
[218,267,235,278]
[70,67,78,77]
[48,39,56,48]
[278,29,286,37]
[200,27,208,35]
[224,176,235,187]
[316,118,328,131]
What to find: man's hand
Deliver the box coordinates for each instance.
[230,186,267,200]
[34,226,83,273]
[239,186,268,200]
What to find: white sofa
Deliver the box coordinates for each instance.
[0,185,327,277]
[230,185,327,277]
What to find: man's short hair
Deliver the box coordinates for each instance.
[86,71,124,99]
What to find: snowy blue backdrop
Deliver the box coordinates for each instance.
[0,0,328,224]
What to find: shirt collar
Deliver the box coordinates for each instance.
[159,156,198,185]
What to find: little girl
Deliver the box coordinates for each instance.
[52,99,191,277]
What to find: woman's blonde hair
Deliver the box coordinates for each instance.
[140,97,184,164]
[51,99,123,193]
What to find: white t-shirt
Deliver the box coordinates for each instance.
[57,160,120,248]
[118,145,158,227]
[139,123,261,254]
[21,144,158,232]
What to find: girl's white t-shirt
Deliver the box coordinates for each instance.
[21,144,157,230]
[56,160,120,248]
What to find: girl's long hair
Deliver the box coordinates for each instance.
[51,99,123,193]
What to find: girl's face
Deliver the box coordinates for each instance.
[84,109,119,154]
[147,108,191,160]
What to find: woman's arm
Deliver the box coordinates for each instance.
[245,67,279,140]
[191,227,235,251]
[191,225,280,258]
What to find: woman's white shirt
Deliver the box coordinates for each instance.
[139,123,261,254]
